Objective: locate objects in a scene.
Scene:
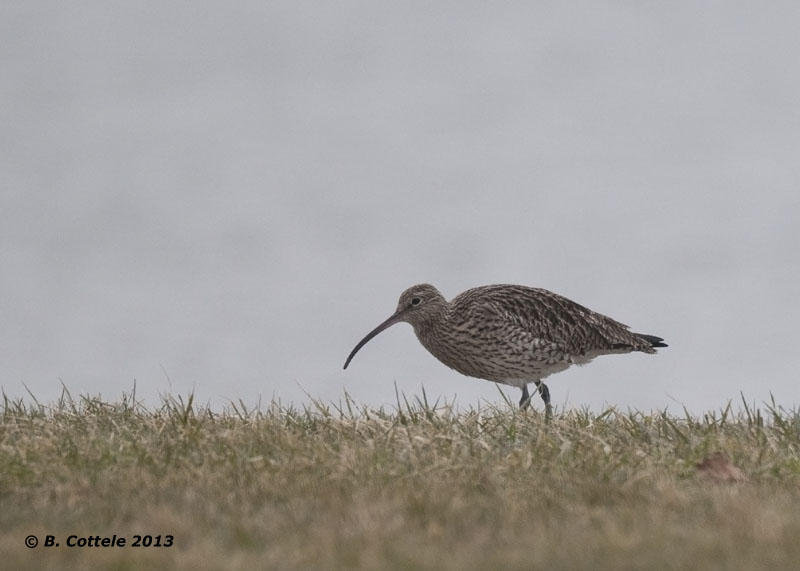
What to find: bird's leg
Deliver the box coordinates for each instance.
[519,384,531,410]
[535,381,550,406]
[535,381,553,422]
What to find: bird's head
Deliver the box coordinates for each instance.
[343,283,446,369]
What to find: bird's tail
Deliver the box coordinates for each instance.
[636,333,668,348]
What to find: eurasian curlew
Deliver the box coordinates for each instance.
[343,284,667,413]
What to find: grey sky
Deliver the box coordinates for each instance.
[2,2,798,412]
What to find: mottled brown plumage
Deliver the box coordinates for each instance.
[343,284,666,411]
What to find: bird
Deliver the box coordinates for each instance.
[343,283,666,413]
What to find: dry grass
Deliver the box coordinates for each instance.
[2,388,800,570]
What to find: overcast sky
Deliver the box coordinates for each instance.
[2,1,799,413]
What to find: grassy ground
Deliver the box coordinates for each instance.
[1,388,799,571]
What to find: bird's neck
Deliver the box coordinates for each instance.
[411,303,450,355]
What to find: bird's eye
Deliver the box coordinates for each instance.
[410,297,421,306]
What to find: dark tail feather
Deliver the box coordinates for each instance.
[636,333,668,348]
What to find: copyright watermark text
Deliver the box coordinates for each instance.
[25,534,174,548]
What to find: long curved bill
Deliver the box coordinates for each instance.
[343,311,404,369]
